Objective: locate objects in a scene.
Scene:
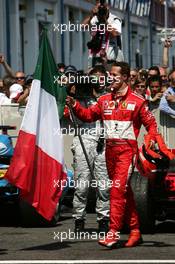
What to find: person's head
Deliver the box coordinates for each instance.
[147,75,162,97]
[3,75,16,97]
[130,69,138,87]
[138,68,148,82]
[148,66,160,78]
[134,79,147,97]
[168,68,175,88]
[110,62,130,91]
[159,67,168,84]
[96,0,109,23]
[15,71,25,86]
[57,63,65,74]
[9,83,23,100]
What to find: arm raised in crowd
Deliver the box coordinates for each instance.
[162,38,172,69]
[0,54,15,77]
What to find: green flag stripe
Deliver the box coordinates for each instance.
[34,28,67,118]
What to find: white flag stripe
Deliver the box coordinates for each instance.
[21,79,64,165]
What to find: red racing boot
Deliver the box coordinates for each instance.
[98,230,120,248]
[125,229,143,247]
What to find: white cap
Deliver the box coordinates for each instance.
[9,84,23,99]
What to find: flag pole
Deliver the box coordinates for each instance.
[68,105,95,178]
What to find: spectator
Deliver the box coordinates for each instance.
[148,66,160,78]
[57,63,65,74]
[17,75,33,105]
[15,71,26,87]
[82,0,123,67]
[138,69,148,82]
[0,78,11,105]
[162,38,172,69]
[133,79,147,98]
[159,66,169,85]
[130,69,139,89]
[2,75,15,98]
[159,69,175,117]
[9,83,23,102]
[0,54,15,77]
[148,75,163,103]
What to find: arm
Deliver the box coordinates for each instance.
[159,94,175,117]
[139,102,158,135]
[162,38,172,69]
[66,96,101,122]
[81,4,100,26]
[107,16,121,38]
[0,54,15,77]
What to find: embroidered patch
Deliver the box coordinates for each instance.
[104,110,112,115]
[108,101,116,109]
[127,103,136,111]
[121,101,127,109]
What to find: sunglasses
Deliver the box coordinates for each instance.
[16,77,25,80]
[131,75,137,77]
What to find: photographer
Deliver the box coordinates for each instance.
[64,65,110,234]
[82,0,123,67]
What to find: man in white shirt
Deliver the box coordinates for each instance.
[82,0,123,67]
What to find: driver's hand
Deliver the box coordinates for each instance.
[66,96,76,107]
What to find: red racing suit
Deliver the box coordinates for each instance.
[72,86,158,232]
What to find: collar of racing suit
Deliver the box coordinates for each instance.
[111,85,131,101]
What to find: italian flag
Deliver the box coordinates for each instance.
[5,28,67,221]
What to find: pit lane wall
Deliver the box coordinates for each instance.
[137,106,175,149]
[0,105,74,170]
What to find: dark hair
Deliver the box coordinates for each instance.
[131,68,139,73]
[139,69,148,81]
[148,66,160,76]
[111,61,130,78]
[89,65,107,76]
[57,63,65,69]
[134,79,146,86]
[168,68,175,79]
[3,75,15,88]
[147,75,162,87]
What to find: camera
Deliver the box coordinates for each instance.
[87,31,102,52]
[87,0,108,52]
[66,72,101,99]
[98,0,108,22]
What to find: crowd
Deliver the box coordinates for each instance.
[0,0,175,250]
[0,54,32,106]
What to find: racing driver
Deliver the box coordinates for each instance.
[66,62,158,248]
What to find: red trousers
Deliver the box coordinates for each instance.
[106,142,139,232]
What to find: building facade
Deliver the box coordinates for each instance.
[0,0,175,76]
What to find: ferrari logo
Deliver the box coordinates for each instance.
[121,101,127,109]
